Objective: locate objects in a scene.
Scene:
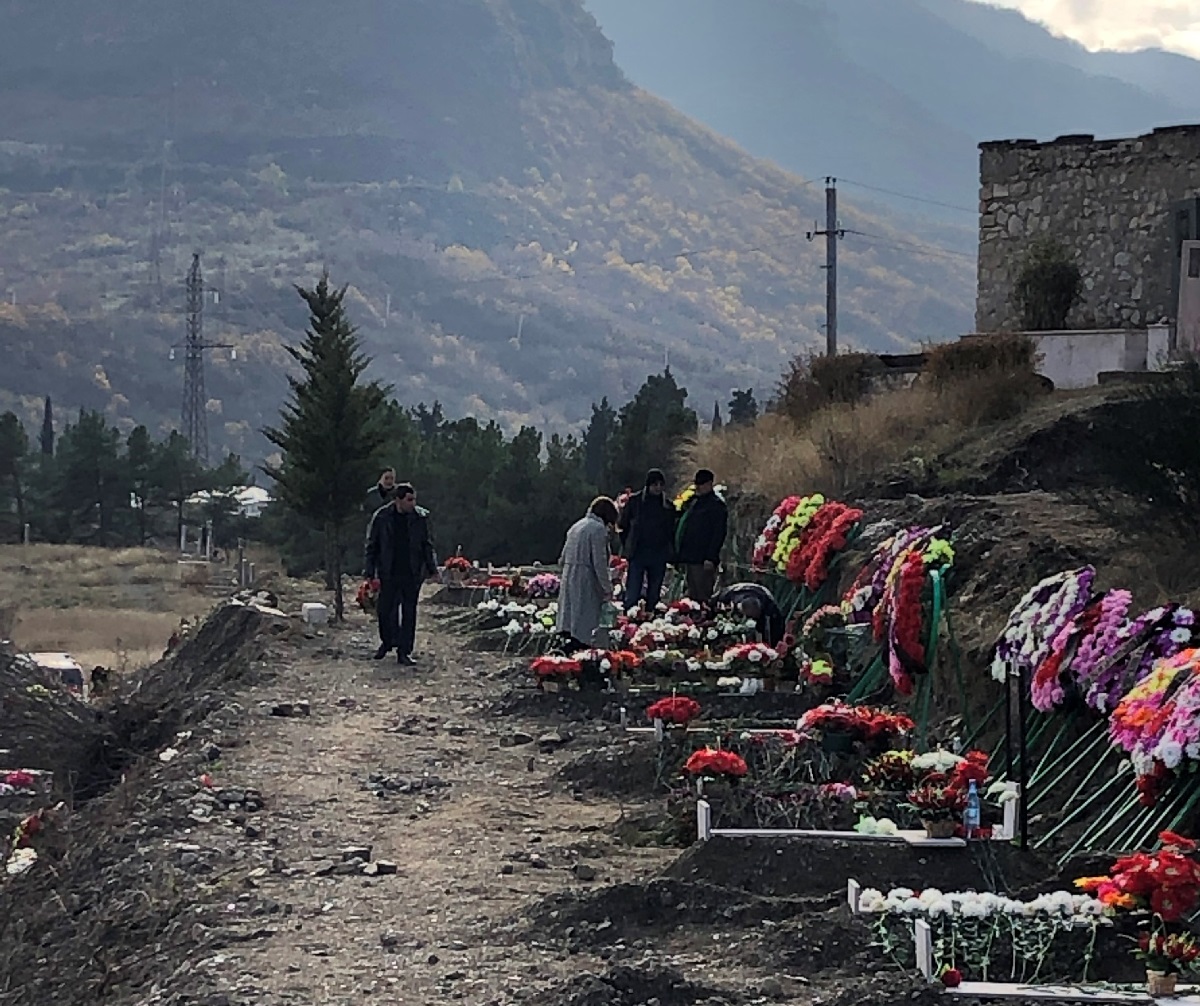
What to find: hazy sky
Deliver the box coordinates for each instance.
[981,0,1200,57]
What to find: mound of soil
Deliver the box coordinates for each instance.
[0,600,287,1004]
[558,740,662,797]
[666,836,1051,898]
[524,963,741,1006]
[526,877,834,948]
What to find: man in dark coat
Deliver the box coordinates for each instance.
[363,483,438,665]
[617,468,676,611]
[674,469,728,601]
[365,467,398,514]
[712,582,786,647]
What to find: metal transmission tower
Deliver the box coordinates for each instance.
[177,252,232,466]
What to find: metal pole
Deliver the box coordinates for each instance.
[825,177,838,357]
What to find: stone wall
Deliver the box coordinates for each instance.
[976,125,1200,332]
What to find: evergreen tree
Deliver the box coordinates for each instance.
[39,397,54,456]
[711,401,723,432]
[728,388,760,427]
[605,369,698,489]
[126,425,156,545]
[0,412,29,538]
[582,397,617,488]
[263,273,389,619]
[54,410,128,545]
[153,431,204,542]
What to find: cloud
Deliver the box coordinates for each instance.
[978,0,1200,56]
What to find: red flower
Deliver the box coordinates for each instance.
[3,771,35,790]
[647,696,701,725]
[530,656,582,678]
[1162,831,1198,853]
[940,968,963,988]
[685,748,749,778]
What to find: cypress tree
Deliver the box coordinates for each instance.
[263,273,389,619]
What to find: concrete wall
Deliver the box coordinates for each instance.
[976,126,1200,333]
[964,325,1171,389]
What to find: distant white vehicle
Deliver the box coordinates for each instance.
[28,652,85,696]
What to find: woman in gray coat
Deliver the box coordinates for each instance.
[556,497,620,648]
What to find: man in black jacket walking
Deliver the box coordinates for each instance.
[674,469,728,601]
[618,468,676,611]
[363,483,438,665]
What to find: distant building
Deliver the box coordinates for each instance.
[186,485,273,519]
[972,126,1200,387]
[976,125,1200,333]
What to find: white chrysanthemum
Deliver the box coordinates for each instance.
[918,888,944,907]
[858,888,885,913]
[960,898,989,919]
[875,818,899,836]
[716,677,741,688]
[1156,740,1184,769]
[748,649,763,664]
[599,659,612,672]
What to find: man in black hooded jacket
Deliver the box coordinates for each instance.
[674,469,728,601]
[618,468,676,610]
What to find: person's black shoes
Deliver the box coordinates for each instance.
[397,653,416,666]
[373,644,391,660]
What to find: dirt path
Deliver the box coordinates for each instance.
[206,602,717,1005]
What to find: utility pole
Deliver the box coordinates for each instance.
[176,252,232,466]
[807,177,844,356]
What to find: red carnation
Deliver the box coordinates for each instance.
[647,696,701,725]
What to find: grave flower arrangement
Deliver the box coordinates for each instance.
[647,696,702,725]
[525,572,561,599]
[443,555,472,573]
[872,535,954,696]
[529,655,582,683]
[842,526,938,625]
[798,701,915,745]
[752,495,803,569]
[1134,930,1200,983]
[684,747,748,779]
[859,887,1105,984]
[991,566,1096,682]
[721,642,781,677]
[785,499,865,591]
[769,493,825,571]
[2,772,36,792]
[1030,589,1135,712]
[862,750,917,791]
[1074,830,1200,921]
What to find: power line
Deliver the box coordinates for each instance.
[843,228,976,262]
[838,177,976,215]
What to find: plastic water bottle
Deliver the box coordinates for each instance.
[963,779,982,838]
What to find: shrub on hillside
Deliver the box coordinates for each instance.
[924,333,1043,424]
[1012,238,1083,331]
[775,351,879,426]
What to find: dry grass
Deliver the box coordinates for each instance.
[689,385,947,498]
[687,373,1048,499]
[0,543,221,672]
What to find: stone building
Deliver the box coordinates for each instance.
[976,125,1200,333]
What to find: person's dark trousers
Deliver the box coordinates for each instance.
[376,578,402,651]
[624,558,668,611]
[395,578,422,658]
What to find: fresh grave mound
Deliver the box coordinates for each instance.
[0,602,285,1003]
[0,601,288,1004]
[89,600,285,795]
[665,835,1052,899]
[523,963,741,1006]
[525,876,834,948]
[557,739,661,798]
